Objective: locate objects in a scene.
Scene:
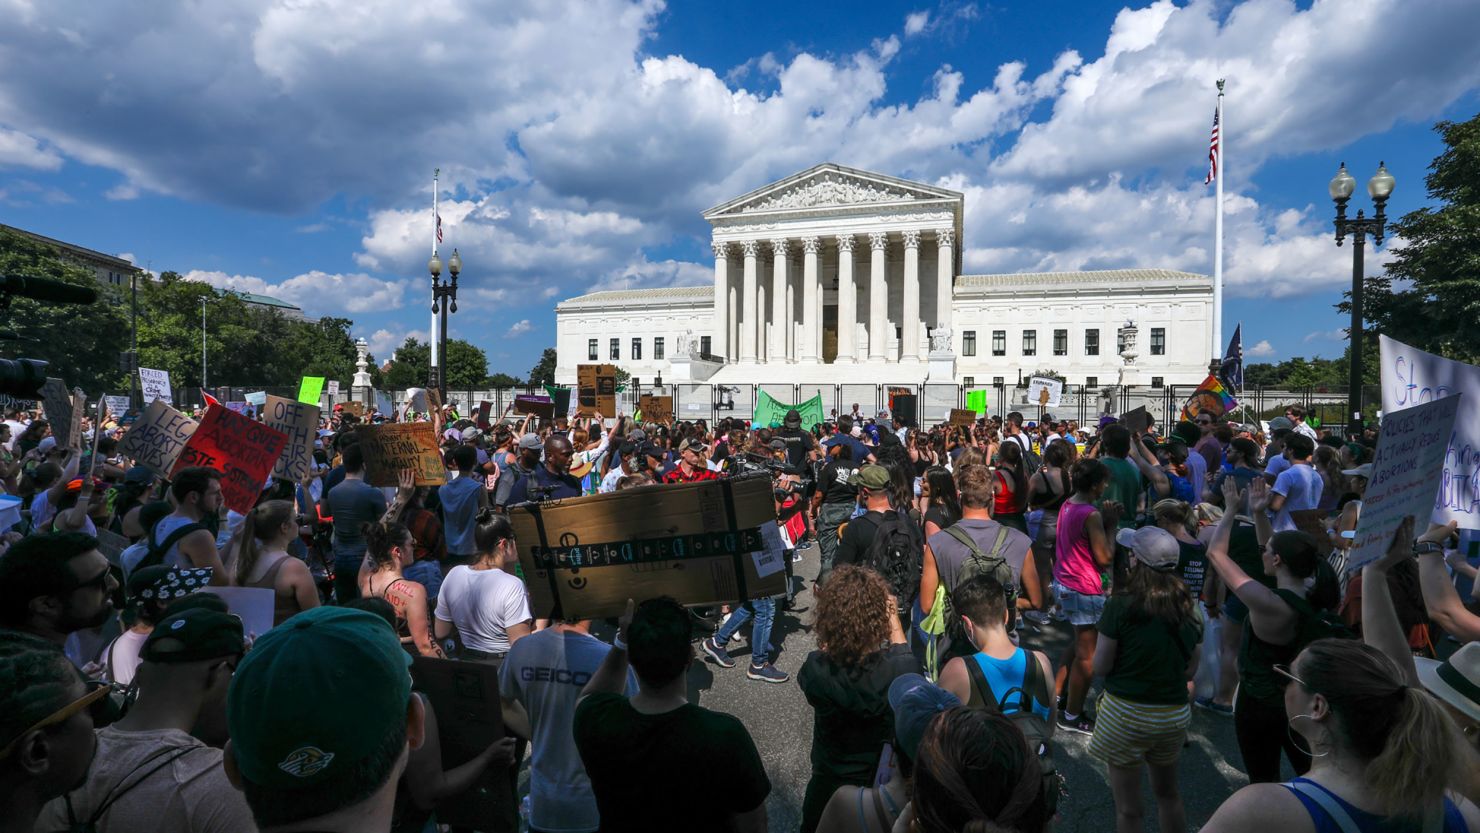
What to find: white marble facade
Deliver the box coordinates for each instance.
[554,163,1213,387]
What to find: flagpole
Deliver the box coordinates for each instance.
[431,168,440,375]
[1212,79,1225,364]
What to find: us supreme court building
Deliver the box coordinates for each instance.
[555,163,1213,392]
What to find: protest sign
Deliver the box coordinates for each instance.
[205,587,276,638]
[513,393,555,420]
[887,387,911,412]
[104,395,131,420]
[374,390,393,417]
[404,387,428,415]
[425,387,442,416]
[576,364,617,416]
[409,657,511,827]
[1347,393,1462,572]
[509,473,786,619]
[225,402,249,416]
[264,395,320,482]
[638,394,673,422]
[325,380,339,398]
[94,528,129,568]
[297,376,325,405]
[949,408,977,426]
[476,401,492,428]
[966,389,988,416]
[341,401,364,418]
[118,400,198,474]
[1121,406,1150,434]
[1381,335,1480,528]
[39,378,75,447]
[67,389,85,450]
[753,391,824,430]
[245,391,267,407]
[357,422,447,487]
[172,406,289,514]
[139,367,172,405]
[1027,376,1063,409]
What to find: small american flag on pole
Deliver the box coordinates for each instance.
[1204,109,1220,184]
[436,212,443,244]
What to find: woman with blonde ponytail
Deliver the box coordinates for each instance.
[1203,636,1480,832]
[234,499,319,626]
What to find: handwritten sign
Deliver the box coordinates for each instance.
[949,408,977,426]
[374,390,393,418]
[638,394,673,422]
[104,395,131,421]
[245,391,268,407]
[425,387,443,416]
[225,402,249,415]
[325,380,340,398]
[297,376,325,405]
[67,389,85,450]
[577,364,617,416]
[118,400,198,474]
[172,406,289,514]
[357,422,447,487]
[477,401,493,428]
[1027,376,1063,409]
[139,368,172,405]
[264,395,320,482]
[966,389,988,416]
[341,401,364,418]
[1381,335,1480,528]
[1348,393,1462,572]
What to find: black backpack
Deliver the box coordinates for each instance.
[862,510,923,614]
[135,521,209,573]
[962,651,1061,817]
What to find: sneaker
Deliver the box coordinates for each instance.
[1022,610,1050,627]
[747,662,790,683]
[1194,697,1234,716]
[701,637,735,668]
[792,549,803,563]
[1057,713,1095,736]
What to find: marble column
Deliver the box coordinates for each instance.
[800,236,820,363]
[901,230,921,361]
[836,235,857,362]
[868,231,888,361]
[711,241,729,362]
[936,229,954,331]
[785,259,796,361]
[740,240,759,362]
[770,239,788,363]
[728,282,738,362]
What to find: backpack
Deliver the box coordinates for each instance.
[133,520,209,574]
[921,524,1017,679]
[962,651,1061,818]
[1011,435,1043,477]
[861,510,923,615]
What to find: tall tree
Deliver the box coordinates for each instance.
[527,347,557,386]
[382,336,487,390]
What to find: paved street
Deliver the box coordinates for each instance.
[678,542,1259,833]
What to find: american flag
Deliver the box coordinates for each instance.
[436,212,443,244]
[1204,108,1220,184]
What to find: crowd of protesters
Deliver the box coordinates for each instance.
[1,391,1478,833]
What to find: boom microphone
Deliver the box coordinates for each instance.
[0,274,99,305]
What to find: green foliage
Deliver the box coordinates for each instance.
[527,347,557,386]
[1242,342,1378,389]
[486,372,525,387]
[382,336,488,390]
[1352,114,1480,364]
[0,227,130,395]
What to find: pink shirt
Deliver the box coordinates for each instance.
[1054,500,1103,596]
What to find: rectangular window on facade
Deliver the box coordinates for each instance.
[962,330,977,357]
[1086,376,1098,388]
[992,330,1006,356]
[588,339,598,361]
[1150,328,1166,355]
[700,336,711,355]
[654,337,665,360]
[610,338,620,360]
[1053,329,1067,356]
[632,338,642,360]
[1085,329,1099,356]
[992,376,1005,386]
[1152,376,1164,388]
[962,376,974,388]
[1022,330,1037,357]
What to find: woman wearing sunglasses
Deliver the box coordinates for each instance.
[0,630,105,833]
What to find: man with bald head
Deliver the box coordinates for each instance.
[507,434,582,505]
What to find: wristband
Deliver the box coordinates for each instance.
[612,635,628,651]
[1413,541,1442,555]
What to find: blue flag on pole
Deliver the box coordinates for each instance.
[1219,323,1243,391]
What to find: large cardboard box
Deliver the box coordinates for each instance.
[509,473,786,619]
[576,363,617,417]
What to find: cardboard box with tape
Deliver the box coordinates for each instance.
[509,473,786,619]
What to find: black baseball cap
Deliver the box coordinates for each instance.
[141,607,245,664]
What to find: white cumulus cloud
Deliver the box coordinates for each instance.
[504,319,533,338]
[1246,339,1277,358]
[183,269,410,315]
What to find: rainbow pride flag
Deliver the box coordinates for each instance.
[1179,374,1238,423]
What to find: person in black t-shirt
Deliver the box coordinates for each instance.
[834,464,896,568]
[573,597,770,833]
[813,442,861,587]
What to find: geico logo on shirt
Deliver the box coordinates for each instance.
[519,666,594,686]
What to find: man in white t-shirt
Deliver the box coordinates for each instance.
[1286,404,1319,440]
[1268,433,1323,532]
[500,619,637,833]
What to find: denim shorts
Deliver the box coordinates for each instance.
[1056,585,1106,627]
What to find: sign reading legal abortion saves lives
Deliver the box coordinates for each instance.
[1347,393,1461,572]
[1380,335,1480,528]
[117,400,198,474]
[264,395,320,482]
[172,406,288,514]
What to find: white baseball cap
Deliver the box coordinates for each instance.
[1115,526,1181,571]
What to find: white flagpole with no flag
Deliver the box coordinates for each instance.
[1212,79,1225,364]
[430,168,440,374]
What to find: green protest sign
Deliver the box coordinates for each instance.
[966,389,988,415]
[297,376,325,405]
[753,391,824,429]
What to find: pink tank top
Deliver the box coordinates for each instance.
[1054,501,1103,596]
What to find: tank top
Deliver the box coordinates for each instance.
[243,554,300,627]
[1284,777,1467,833]
[151,514,202,569]
[1054,501,1103,595]
[966,649,1052,720]
[994,470,1023,516]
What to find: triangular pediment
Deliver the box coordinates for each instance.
[703,163,962,219]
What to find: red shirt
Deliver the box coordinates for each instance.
[662,465,721,484]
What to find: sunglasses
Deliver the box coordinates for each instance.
[1272,663,1309,690]
[70,566,113,593]
[0,680,113,760]
[1197,419,1213,425]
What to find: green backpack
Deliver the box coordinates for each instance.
[920,524,1016,679]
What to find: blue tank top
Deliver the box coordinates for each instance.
[1284,777,1468,833]
[971,649,1052,720]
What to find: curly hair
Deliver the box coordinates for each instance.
[812,564,891,667]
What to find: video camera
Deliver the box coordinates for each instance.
[1,274,99,399]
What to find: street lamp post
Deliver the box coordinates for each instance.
[1329,161,1395,434]
[428,248,461,402]
[200,296,209,391]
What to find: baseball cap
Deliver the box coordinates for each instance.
[460,427,483,442]
[228,607,412,790]
[888,673,961,763]
[127,566,214,602]
[141,607,245,664]
[628,428,648,443]
[1341,463,1373,478]
[783,409,801,428]
[856,465,891,491]
[1268,416,1295,433]
[124,466,155,485]
[518,432,543,451]
[1115,526,1181,571]
[38,436,57,453]
[679,437,707,453]
[767,438,786,451]
[641,443,666,461]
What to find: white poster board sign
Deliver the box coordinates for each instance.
[1347,393,1462,572]
[1380,335,1480,528]
[205,586,276,638]
[326,380,340,398]
[139,368,173,405]
[1026,376,1063,409]
[104,395,131,420]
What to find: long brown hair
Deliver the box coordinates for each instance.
[1118,562,1194,627]
[912,708,1050,833]
[812,565,891,667]
[234,500,295,586]
[363,520,411,571]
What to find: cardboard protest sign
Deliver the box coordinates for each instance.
[476,401,492,429]
[264,395,320,482]
[171,406,289,514]
[39,378,76,447]
[425,386,442,416]
[104,395,131,421]
[139,367,172,405]
[966,389,988,416]
[577,364,617,416]
[297,376,325,405]
[638,394,673,422]
[357,422,447,487]
[341,401,364,418]
[1027,376,1063,409]
[118,400,198,474]
[513,394,555,420]
[67,389,85,450]
[245,391,267,407]
[949,408,977,426]
[409,657,511,827]
[1381,336,1480,528]
[509,473,786,619]
[1121,406,1150,434]
[1347,393,1462,572]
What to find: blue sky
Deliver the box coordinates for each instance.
[2,0,1476,376]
